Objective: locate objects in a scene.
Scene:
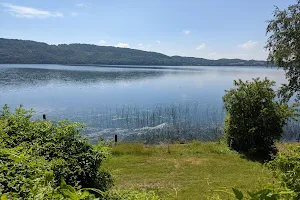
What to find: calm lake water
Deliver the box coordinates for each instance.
[0,64,297,142]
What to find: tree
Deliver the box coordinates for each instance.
[266,1,300,102]
[0,38,267,66]
[223,78,295,160]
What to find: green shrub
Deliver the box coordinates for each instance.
[267,144,300,196]
[0,156,98,200]
[223,78,296,160]
[0,105,113,198]
[211,186,298,200]
[0,147,51,197]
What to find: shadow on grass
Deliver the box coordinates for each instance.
[239,146,278,163]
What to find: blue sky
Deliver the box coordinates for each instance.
[0,0,296,60]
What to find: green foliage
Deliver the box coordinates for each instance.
[0,148,98,199]
[223,78,296,160]
[266,1,300,102]
[234,186,297,200]
[0,147,51,197]
[232,188,244,200]
[0,38,267,66]
[211,185,298,199]
[267,144,300,196]
[0,105,113,199]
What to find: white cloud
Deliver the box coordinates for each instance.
[75,3,87,7]
[238,40,259,50]
[0,3,63,18]
[196,43,206,50]
[115,43,130,48]
[156,40,160,44]
[70,12,78,17]
[183,30,191,35]
[208,52,217,56]
[138,43,143,46]
[99,40,107,45]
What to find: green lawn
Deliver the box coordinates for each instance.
[101,142,275,199]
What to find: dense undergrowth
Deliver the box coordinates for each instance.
[0,105,159,199]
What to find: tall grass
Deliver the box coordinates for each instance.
[84,104,224,129]
[78,104,225,143]
[44,103,300,144]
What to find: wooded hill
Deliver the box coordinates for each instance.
[0,38,267,66]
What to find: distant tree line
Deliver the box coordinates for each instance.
[0,38,267,66]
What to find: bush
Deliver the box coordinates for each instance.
[0,147,51,197]
[0,105,113,198]
[267,144,300,196]
[0,148,99,199]
[223,78,296,160]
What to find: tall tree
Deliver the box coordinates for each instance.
[266,0,300,102]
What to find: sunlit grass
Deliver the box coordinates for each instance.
[102,142,275,199]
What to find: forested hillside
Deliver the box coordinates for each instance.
[0,38,267,66]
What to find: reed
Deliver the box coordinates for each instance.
[76,103,300,144]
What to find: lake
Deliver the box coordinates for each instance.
[0,64,298,143]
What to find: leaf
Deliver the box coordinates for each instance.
[1,194,7,200]
[44,170,53,185]
[67,185,76,193]
[60,189,79,200]
[232,188,243,200]
[79,190,90,199]
[60,178,67,189]
[84,188,104,195]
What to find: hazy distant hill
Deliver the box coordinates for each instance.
[0,38,267,66]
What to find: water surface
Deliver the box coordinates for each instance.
[1,64,296,142]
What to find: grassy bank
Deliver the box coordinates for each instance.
[102,142,276,199]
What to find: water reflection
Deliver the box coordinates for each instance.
[0,65,286,89]
[0,67,170,90]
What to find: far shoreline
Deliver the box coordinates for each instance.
[0,63,277,71]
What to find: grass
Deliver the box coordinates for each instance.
[101,142,276,199]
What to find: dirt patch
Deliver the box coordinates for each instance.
[183,157,207,165]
